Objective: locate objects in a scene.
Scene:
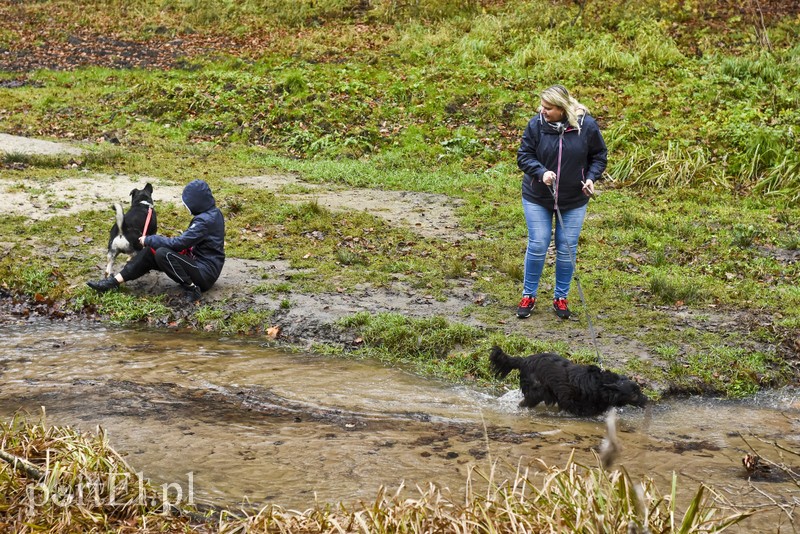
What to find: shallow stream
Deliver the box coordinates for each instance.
[1,317,798,530]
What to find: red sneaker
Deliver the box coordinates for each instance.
[517,296,536,318]
[553,298,571,319]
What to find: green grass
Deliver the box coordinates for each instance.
[82,290,173,325]
[339,312,487,379]
[3,1,799,197]
[0,0,798,398]
[663,345,791,397]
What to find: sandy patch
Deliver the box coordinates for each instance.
[122,257,487,337]
[0,174,185,221]
[229,175,477,242]
[0,133,85,156]
[1,134,473,243]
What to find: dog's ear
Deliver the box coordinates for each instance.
[144,183,153,193]
[129,188,138,198]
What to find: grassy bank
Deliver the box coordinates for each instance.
[0,415,753,533]
[0,0,799,397]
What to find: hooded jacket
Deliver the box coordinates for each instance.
[144,179,225,284]
[517,112,607,211]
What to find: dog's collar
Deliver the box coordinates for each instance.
[138,200,154,208]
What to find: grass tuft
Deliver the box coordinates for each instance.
[648,272,702,305]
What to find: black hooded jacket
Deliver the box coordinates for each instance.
[517,112,607,211]
[144,179,225,284]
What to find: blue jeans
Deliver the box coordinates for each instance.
[522,199,587,300]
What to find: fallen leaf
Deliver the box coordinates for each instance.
[267,326,281,339]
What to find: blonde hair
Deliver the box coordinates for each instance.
[539,85,588,132]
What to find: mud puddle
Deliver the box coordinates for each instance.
[1,318,798,529]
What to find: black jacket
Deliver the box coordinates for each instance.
[144,179,225,284]
[517,113,607,210]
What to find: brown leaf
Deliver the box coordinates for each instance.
[267,326,281,339]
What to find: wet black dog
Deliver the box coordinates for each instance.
[104,183,157,277]
[489,346,647,416]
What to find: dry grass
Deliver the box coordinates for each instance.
[0,414,756,533]
[217,455,753,533]
[622,144,730,189]
[0,413,198,532]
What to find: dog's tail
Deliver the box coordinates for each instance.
[112,203,124,230]
[489,345,525,379]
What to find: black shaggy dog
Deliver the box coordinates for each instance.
[489,346,647,416]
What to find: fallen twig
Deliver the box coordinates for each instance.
[0,448,45,481]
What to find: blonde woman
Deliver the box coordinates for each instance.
[516,85,607,319]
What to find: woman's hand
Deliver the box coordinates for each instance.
[582,179,595,197]
[542,171,556,186]
[139,236,146,246]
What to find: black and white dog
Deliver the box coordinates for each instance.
[104,183,157,277]
[489,346,647,416]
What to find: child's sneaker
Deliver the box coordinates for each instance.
[182,284,202,304]
[87,277,120,292]
[517,296,536,318]
[553,298,571,319]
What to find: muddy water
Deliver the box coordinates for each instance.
[1,318,798,530]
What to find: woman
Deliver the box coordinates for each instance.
[88,179,225,303]
[516,85,607,319]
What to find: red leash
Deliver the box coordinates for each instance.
[142,207,153,238]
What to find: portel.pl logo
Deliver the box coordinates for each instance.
[25,468,194,516]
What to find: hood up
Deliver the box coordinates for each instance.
[181,179,216,215]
